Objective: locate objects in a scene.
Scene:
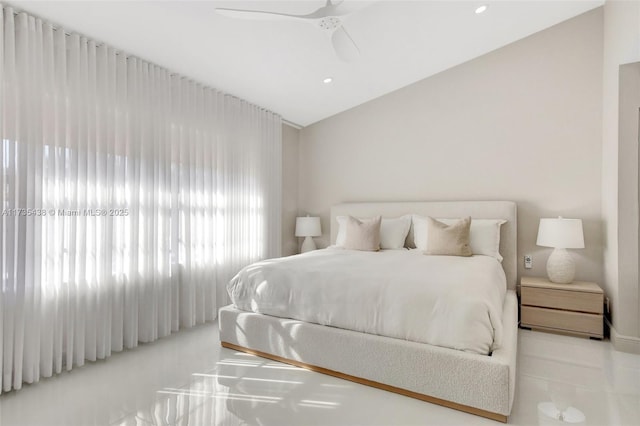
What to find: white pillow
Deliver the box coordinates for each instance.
[412,215,507,261]
[336,215,411,249]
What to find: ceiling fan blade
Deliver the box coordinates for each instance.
[331,26,360,62]
[216,1,355,21]
[215,1,338,19]
[328,0,373,17]
[319,0,354,17]
[215,7,314,21]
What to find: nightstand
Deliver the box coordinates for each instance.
[520,276,604,339]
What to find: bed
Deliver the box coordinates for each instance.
[219,201,518,422]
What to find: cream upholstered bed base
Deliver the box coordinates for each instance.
[219,201,518,422]
[219,291,517,422]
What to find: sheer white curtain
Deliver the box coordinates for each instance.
[0,8,281,393]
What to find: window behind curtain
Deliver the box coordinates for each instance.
[0,7,281,393]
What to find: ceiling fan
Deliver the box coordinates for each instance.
[215,0,364,62]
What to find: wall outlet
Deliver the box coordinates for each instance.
[524,255,533,269]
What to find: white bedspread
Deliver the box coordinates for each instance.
[227,248,507,355]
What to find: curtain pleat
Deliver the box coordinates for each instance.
[0,7,282,393]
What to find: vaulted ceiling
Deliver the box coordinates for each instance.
[7,1,604,127]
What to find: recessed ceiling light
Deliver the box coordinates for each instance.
[323,77,333,84]
[475,4,488,14]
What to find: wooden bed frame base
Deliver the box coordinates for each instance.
[221,341,508,423]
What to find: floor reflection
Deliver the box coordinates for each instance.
[537,381,586,425]
[538,402,586,425]
[113,353,347,426]
[0,324,637,426]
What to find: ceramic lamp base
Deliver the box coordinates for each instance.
[547,248,575,284]
[300,236,317,253]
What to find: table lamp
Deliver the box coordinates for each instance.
[295,216,322,253]
[536,217,584,284]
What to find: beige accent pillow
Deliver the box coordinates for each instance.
[343,215,381,251]
[425,216,473,257]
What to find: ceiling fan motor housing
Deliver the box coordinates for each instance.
[318,16,342,30]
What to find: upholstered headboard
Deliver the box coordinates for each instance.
[330,201,517,291]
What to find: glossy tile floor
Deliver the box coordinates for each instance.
[0,324,638,426]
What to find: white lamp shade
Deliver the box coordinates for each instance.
[536,218,585,249]
[295,217,322,237]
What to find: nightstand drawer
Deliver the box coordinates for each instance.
[521,286,603,314]
[521,306,603,337]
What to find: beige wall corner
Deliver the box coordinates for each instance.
[602,0,640,340]
[617,63,640,339]
[282,124,300,256]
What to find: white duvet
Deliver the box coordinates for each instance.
[228,248,507,355]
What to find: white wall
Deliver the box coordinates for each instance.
[602,0,640,351]
[282,124,300,256]
[298,9,604,284]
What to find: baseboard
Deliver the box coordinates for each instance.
[606,318,640,354]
